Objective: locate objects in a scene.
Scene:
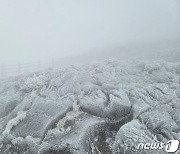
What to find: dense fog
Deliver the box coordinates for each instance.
[1,1,180,154]
[0,0,180,64]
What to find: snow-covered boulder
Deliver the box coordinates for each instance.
[105,89,132,120]
[11,98,73,139]
[39,114,106,154]
[79,89,132,120]
[112,119,166,154]
[139,109,179,132]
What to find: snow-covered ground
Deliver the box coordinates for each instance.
[0,59,180,154]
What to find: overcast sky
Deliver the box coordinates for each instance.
[0,0,180,64]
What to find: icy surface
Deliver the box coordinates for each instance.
[0,59,180,154]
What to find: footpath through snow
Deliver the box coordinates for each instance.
[0,59,180,154]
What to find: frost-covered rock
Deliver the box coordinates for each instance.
[139,109,179,132]
[11,98,73,139]
[39,114,106,154]
[19,74,48,93]
[112,119,165,154]
[0,90,21,118]
[0,59,180,154]
[132,101,151,118]
[169,108,180,128]
[79,89,131,120]
[105,89,132,120]
[175,89,180,98]
[79,90,107,117]
[3,111,26,136]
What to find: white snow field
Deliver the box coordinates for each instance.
[0,59,180,154]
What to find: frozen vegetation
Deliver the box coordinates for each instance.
[0,59,180,154]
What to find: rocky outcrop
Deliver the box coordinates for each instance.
[0,60,180,154]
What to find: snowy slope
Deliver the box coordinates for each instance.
[0,59,180,154]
